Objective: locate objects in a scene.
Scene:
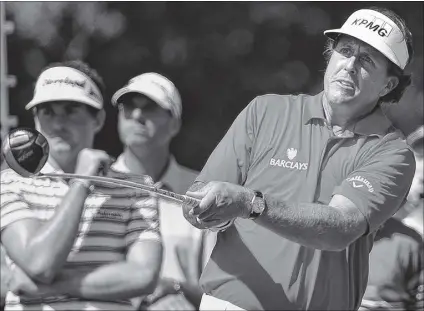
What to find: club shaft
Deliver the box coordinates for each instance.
[35,172,200,206]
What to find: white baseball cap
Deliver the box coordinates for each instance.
[26,66,104,110]
[111,72,182,119]
[324,9,410,70]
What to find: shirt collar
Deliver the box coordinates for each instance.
[112,153,178,186]
[348,107,393,138]
[160,156,182,190]
[303,91,393,138]
[302,92,326,123]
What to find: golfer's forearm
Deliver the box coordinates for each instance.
[56,262,159,300]
[22,182,89,283]
[256,195,363,251]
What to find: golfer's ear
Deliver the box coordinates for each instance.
[94,109,106,134]
[169,117,181,138]
[380,76,399,97]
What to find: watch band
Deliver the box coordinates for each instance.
[249,190,265,220]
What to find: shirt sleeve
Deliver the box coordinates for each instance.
[126,196,161,248]
[0,170,37,231]
[196,98,257,185]
[333,140,416,234]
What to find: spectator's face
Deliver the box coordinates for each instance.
[408,155,424,206]
[324,35,398,113]
[118,94,178,149]
[34,101,104,163]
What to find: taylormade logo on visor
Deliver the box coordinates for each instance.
[42,77,102,102]
[351,16,393,37]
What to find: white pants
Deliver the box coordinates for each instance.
[199,294,246,311]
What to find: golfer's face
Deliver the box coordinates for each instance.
[34,101,100,161]
[324,35,394,111]
[118,94,175,148]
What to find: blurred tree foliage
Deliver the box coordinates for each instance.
[4,1,423,170]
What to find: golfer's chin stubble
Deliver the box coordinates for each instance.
[325,82,359,107]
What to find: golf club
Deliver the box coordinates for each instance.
[2,127,200,206]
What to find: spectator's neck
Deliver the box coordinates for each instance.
[49,154,77,174]
[122,146,170,182]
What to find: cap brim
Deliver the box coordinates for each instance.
[324,28,401,68]
[407,126,424,149]
[111,86,170,113]
[26,93,102,110]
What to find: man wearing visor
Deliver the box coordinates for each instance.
[183,7,416,310]
[0,61,162,310]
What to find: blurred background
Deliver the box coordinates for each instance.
[1,1,423,171]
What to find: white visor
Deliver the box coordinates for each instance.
[26,66,103,110]
[324,9,409,70]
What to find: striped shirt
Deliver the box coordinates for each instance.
[0,161,161,311]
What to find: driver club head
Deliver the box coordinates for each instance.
[2,128,49,177]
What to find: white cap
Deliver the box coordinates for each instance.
[26,66,103,110]
[407,125,424,151]
[324,9,409,70]
[111,73,182,119]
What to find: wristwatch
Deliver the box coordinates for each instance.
[249,190,266,220]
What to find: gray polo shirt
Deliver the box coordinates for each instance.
[196,92,415,310]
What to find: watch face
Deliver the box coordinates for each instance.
[251,191,265,216]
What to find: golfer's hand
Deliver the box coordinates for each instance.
[75,149,113,176]
[186,181,254,228]
[7,265,57,298]
[142,278,181,305]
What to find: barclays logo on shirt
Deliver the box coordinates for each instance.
[269,148,308,171]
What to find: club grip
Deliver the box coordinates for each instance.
[183,195,201,207]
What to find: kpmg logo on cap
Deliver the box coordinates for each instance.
[351,15,393,37]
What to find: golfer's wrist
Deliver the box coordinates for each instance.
[241,188,255,218]
[69,179,94,193]
[210,220,233,232]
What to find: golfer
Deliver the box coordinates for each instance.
[183,6,416,310]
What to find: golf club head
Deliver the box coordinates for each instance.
[2,128,49,177]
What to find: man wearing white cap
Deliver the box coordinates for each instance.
[111,73,215,310]
[0,61,163,310]
[182,7,417,310]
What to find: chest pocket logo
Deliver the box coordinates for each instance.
[269,147,308,171]
[287,148,297,160]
